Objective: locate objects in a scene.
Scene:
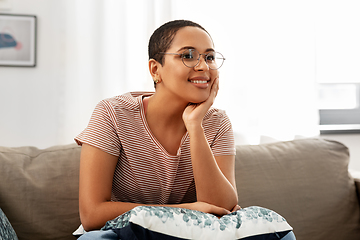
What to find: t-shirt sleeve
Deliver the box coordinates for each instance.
[74,100,121,157]
[210,112,236,156]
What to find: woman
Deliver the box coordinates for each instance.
[76,20,294,240]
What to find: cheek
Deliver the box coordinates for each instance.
[164,66,190,81]
[161,59,186,76]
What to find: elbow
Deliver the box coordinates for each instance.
[231,189,239,210]
[225,196,239,212]
[80,206,104,232]
[231,197,239,211]
[198,191,238,212]
[80,210,97,232]
[223,189,239,211]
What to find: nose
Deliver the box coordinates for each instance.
[193,54,209,71]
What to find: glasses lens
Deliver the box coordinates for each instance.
[181,49,199,68]
[206,51,225,70]
[180,49,225,69]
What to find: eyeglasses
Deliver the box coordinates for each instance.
[159,49,225,70]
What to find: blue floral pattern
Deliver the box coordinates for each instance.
[103,206,287,232]
[0,208,18,240]
[102,206,292,239]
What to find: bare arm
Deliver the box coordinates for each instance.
[187,127,238,210]
[182,78,238,211]
[78,144,140,230]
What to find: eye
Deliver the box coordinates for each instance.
[206,52,216,62]
[182,49,196,60]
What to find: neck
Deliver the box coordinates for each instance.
[146,92,188,127]
[144,92,188,155]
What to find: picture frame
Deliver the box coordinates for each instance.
[0,14,37,67]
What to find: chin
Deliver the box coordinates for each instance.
[189,97,208,104]
[185,90,211,104]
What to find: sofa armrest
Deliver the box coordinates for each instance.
[355,178,360,197]
[349,169,360,205]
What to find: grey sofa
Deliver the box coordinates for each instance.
[0,138,359,240]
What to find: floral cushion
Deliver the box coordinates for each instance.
[101,206,293,240]
[0,208,18,240]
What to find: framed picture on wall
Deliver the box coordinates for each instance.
[0,14,37,67]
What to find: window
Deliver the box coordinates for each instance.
[319,83,360,133]
[315,1,360,134]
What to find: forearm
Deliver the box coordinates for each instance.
[81,201,186,231]
[81,200,231,231]
[187,125,238,210]
[80,201,142,231]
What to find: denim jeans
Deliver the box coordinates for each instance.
[77,230,118,240]
[281,231,296,240]
[78,230,296,240]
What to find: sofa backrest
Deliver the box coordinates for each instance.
[0,144,81,240]
[1,138,360,240]
[235,138,360,240]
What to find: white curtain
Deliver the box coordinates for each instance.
[60,0,321,145]
[60,0,172,144]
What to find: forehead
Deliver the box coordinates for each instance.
[169,26,214,52]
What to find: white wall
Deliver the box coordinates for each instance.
[0,0,71,148]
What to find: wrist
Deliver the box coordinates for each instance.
[185,123,203,135]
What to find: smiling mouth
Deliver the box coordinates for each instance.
[189,80,209,84]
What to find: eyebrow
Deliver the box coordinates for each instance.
[177,46,215,53]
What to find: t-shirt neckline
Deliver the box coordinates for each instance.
[138,95,188,158]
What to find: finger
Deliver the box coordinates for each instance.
[210,205,231,216]
[231,204,241,212]
[212,78,219,97]
[206,78,218,105]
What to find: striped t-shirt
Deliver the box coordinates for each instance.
[75,92,235,205]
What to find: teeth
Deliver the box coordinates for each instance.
[190,80,207,84]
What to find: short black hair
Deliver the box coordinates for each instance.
[148,20,211,65]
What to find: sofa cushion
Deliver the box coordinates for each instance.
[235,138,360,240]
[0,144,81,240]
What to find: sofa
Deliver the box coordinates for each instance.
[0,138,360,240]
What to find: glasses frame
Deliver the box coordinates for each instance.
[159,49,225,70]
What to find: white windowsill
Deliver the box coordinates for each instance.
[320,124,360,134]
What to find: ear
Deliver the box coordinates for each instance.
[148,59,162,81]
